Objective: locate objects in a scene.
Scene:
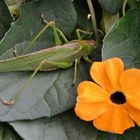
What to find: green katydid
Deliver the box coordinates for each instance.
[0,16,97,106]
[0,40,96,73]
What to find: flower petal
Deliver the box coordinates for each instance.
[126,92,140,110]
[120,69,140,95]
[90,58,124,92]
[93,105,134,134]
[75,81,109,121]
[120,69,140,126]
[125,103,140,126]
[77,81,109,102]
[75,102,108,121]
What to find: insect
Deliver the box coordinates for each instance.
[0,40,96,73]
[0,16,97,106]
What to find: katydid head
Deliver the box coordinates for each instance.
[78,40,96,55]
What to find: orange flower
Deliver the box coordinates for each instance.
[75,57,140,134]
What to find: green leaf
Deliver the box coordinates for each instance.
[98,0,123,15]
[0,0,13,39]
[128,0,140,8]
[5,0,23,19]
[95,127,140,140]
[102,8,140,69]
[5,0,23,5]
[73,0,92,31]
[10,109,140,140]
[101,10,119,33]
[95,131,110,140]
[117,127,140,140]
[0,0,77,55]
[0,123,21,140]
[0,61,90,121]
[10,110,97,140]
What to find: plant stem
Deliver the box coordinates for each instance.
[122,0,127,16]
[87,0,98,40]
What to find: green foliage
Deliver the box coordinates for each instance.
[10,110,98,140]
[98,0,123,15]
[102,9,140,69]
[0,0,140,139]
[0,1,13,39]
[0,123,22,140]
[101,10,119,33]
[128,0,140,8]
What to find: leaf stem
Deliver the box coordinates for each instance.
[87,0,98,40]
[122,0,127,16]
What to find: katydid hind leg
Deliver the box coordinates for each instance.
[0,60,73,106]
[0,98,15,106]
[46,61,73,69]
[0,60,47,106]
[40,14,48,24]
[23,19,54,54]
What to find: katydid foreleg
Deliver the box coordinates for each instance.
[75,29,94,63]
[83,51,93,63]
[40,14,68,44]
[76,29,93,40]
[72,58,79,86]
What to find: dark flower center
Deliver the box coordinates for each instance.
[110,91,126,104]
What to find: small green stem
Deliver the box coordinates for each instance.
[87,0,98,39]
[122,0,127,16]
[23,22,53,54]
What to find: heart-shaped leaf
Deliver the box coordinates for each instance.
[10,110,97,140]
[0,123,21,140]
[0,0,13,39]
[102,8,140,69]
[128,0,140,8]
[98,0,123,15]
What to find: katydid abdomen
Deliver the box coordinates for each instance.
[0,40,95,72]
